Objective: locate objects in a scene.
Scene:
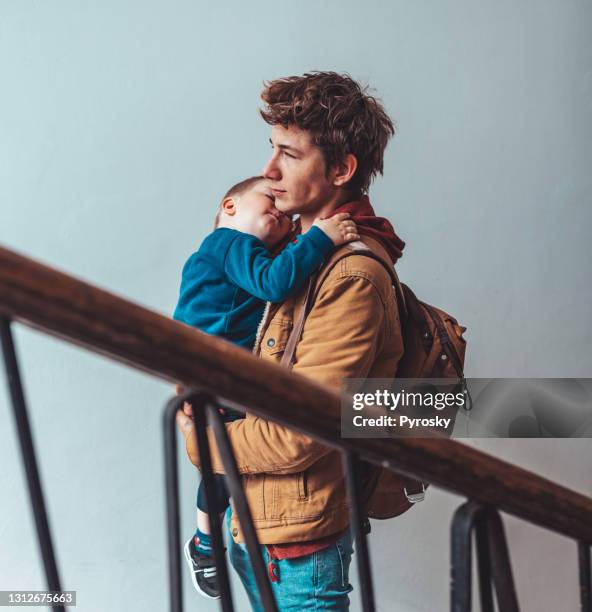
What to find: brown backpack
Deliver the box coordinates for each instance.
[281,240,468,520]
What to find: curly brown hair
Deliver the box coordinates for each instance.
[260,71,395,194]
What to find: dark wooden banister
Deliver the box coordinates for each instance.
[1,244,592,544]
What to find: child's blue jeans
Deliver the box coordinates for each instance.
[225,508,354,611]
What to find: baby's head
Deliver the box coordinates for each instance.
[215,176,292,248]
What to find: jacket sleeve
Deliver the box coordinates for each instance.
[192,269,388,474]
[223,226,333,302]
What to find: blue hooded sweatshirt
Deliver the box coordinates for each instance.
[173,225,333,350]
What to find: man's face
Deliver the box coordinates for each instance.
[262,124,337,217]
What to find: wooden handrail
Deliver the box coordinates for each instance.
[1,244,591,543]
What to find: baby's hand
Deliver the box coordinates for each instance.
[313,213,360,246]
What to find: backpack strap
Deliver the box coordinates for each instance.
[279,240,426,503]
[280,240,406,368]
[279,275,315,367]
[341,242,408,320]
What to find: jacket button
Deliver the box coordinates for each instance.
[231,528,238,536]
[267,338,276,347]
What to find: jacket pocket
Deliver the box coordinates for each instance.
[266,472,321,521]
[260,319,292,358]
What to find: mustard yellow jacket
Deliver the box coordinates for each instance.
[185,236,403,544]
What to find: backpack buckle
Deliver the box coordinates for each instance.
[404,482,426,503]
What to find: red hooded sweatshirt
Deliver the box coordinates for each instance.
[272,194,405,263]
[331,194,405,263]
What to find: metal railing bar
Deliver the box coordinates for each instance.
[450,501,496,612]
[163,397,185,612]
[474,517,495,612]
[206,402,279,612]
[450,502,481,612]
[190,393,235,612]
[343,451,376,612]
[0,316,65,612]
[579,542,591,612]
[486,509,520,612]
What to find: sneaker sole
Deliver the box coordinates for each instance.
[183,538,221,600]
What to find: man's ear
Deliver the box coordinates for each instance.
[332,153,358,187]
[221,196,237,216]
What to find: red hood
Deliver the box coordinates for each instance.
[332,195,405,263]
[273,195,405,263]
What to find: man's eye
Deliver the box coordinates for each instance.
[270,142,296,160]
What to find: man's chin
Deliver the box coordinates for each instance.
[275,198,298,215]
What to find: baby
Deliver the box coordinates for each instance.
[173,175,358,599]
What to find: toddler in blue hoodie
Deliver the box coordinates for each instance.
[173,175,359,599]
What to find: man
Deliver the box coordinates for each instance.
[178,71,406,610]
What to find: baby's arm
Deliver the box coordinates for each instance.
[223,214,359,302]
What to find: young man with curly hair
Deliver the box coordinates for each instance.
[178,71,406,610]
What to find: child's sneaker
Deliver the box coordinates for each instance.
[183,538,221,599]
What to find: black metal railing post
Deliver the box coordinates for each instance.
[485,509,520,612]
[190,393,234,612]
[0,316,65,612]
[163,396,185,612]
[474,513,494,612]
[451,502,520,612]
[205,401,279,612]
[163,391,237,612]
[343,451,376,612]
[451,502,485,612]
[578,542,591,612]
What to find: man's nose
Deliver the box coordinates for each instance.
[262,154,281,181]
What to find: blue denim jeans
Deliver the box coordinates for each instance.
[225,509,354,611]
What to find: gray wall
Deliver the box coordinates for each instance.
[1,1,591,610]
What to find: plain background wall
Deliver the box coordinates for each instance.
[1,1,591,610]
